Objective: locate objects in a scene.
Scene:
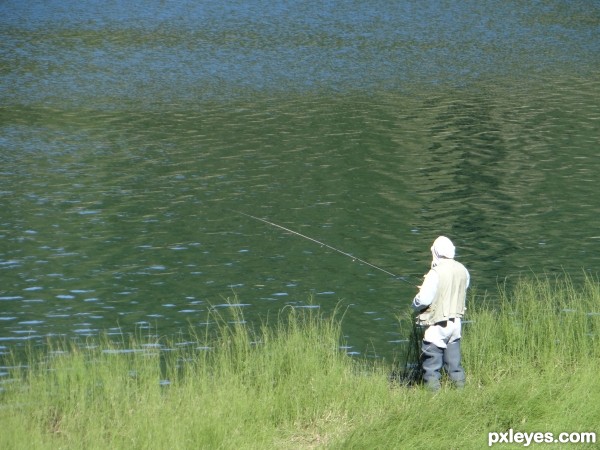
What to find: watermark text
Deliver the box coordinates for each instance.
[488,429,596,447]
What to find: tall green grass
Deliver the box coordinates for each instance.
[465,274,600,380]
[1,276,599,449]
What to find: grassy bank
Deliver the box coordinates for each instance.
[1,276,599,449]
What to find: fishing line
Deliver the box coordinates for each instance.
[233,210,419,287]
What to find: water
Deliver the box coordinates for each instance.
[1,0,599,359]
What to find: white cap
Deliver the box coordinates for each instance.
[431,236,455,265]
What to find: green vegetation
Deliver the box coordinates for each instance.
[1,276,599,449]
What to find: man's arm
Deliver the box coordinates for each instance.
[411,269,439,312]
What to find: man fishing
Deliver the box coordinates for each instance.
[412,236,470,390]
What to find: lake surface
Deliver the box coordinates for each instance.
[1,0,599,359]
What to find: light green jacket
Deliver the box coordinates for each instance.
[417,259,468,326]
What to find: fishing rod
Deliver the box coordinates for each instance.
[233,210,419,287]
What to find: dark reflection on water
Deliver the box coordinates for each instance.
[417,92,520,280]
[1,0,600,359]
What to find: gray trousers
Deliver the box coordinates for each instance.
[421,339,465,390]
